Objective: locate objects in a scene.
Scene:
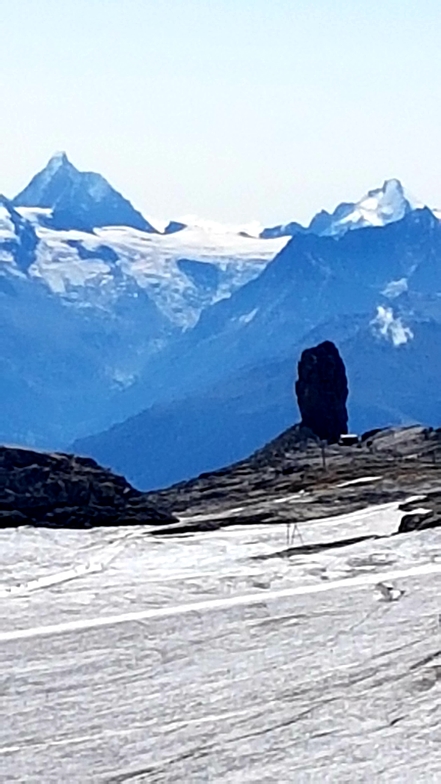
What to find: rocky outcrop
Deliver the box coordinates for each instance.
[295,340,348,443]
[0,446,175,528]
[398,492,441,533]
[147,426,441,536]
[0,195,38,273]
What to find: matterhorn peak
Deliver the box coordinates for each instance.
[13,151,77,209]
[13,153,157,233]
[46,151,72,170]
[49,150,68,162]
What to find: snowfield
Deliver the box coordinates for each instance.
[3,503,441,781]
[20,210,289,326]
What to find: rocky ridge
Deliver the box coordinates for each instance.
[2,426,441,533]
[0,446,175,528]
[146,425,441,537]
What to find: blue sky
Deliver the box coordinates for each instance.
[2,0,441,224]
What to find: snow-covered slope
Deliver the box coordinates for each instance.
[318,178,422,235]
[14,177,429,328]
[4,499,441,781]
[16,207,288,327]
[3,154,289,327]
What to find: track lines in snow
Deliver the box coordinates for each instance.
[0,560,104,598]
[3,561,441,644]
[0,537,126,598]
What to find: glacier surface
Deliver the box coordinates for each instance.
[3,503,441,781]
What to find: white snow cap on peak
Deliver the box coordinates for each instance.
[359,178,422,217]
[12,151,78,208]
[339,179,414,229]
[46,151,71,171]
[321,178,425,236]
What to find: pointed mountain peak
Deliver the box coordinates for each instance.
[46,151,73,171]
[307,178,426,237]
[50,150,68,163]
[365,178,406,204]
[379,178,423,210]
[355,178,422,224]
[13,155,157,233]
[379,177,404,192]
[13,152,79,209]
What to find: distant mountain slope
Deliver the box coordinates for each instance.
[13,152,157,233]
[124,207,439,406]
[0,195,38,272]
[0,269,170,448]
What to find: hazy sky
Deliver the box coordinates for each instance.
[2,0,441,225]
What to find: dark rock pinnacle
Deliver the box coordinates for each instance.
[295,340,348,443]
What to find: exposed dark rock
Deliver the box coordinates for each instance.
[259,221,306,239]
[0,445,175,528]
[398,491,441,533]
[177,259,220,291]
[0,510,28,525]
[0,195,38,273]
[146,426,441,538]
[66,240,119,264]
[295,340,348,443]
[163,221,187,235]
[398,511,435,533]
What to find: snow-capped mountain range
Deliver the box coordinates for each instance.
[4,154,289,327]
[3,152,441,484]
[260,179,422,238]
[2,153,433,327]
